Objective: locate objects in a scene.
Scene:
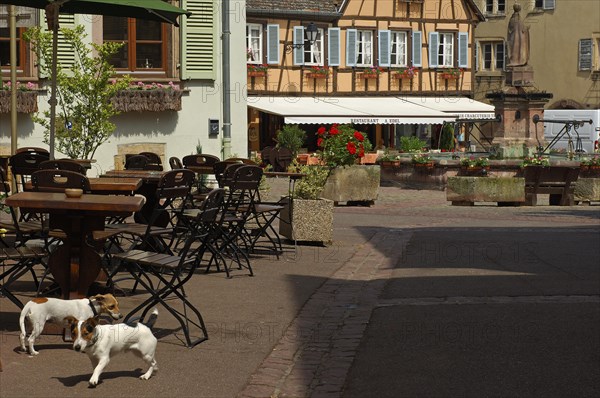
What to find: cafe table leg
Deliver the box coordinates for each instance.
[47,214,105,299]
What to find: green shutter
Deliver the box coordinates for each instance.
[39,11,77,78]
[181,0,216,80]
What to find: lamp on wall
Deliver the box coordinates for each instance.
[285,22,318,53]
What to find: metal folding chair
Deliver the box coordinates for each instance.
[113,188,225,347]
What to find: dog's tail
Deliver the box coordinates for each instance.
[143,309,159,330]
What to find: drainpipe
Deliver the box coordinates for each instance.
[221,0,232,159]
[9,5,17,156]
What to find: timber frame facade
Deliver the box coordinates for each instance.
[246,0,485,150]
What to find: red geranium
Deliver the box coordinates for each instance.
[317,137,324,147]
[330,126,339,135]
[354,131,364,142]
[317,126,326,135]
[358,144,365,158]
[347,142,357,155]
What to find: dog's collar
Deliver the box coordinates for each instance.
[88,299,99,316]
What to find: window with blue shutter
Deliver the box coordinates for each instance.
[428,32,439,68]
[378,30,391,67]
[266,24,280,64]
[458,32,468,68]
[328,28,341,66]
[412,31,422,67]
[346,29,357,67]
[293,26,304,66]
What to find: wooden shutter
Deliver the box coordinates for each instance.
[475,40,479,71]
[328,27,341,66]
[39,13,77,78]
[412,31,422,67]
[266,24,280,64]
[181,0,216,80]
[378,30,391,67]
[458,32,468,68]
[543,0,555,10]
[428,32,438,68]
[579,38,593,71]
[346,29,357,67]
[293,26,304,66]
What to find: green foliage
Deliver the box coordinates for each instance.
[411,153,433,164]
[439,124,455,151]
[521,156,550,167]
[276,125,306,158]
[460,156,490,167]
[294,166,330,200]
[24,25,131,160]
[398,136,427,152]
[316,124,373,168]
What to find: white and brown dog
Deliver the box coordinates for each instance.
[19,294,122,356]
[65,310,159,387]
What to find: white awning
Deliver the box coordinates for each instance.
[247,96,456,124]
[403,96,496,120]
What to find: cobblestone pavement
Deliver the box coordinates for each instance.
[1,187,598,398]
[239,188,600,398]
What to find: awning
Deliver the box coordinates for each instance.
[247,96,456,125]
[403,96,496,120]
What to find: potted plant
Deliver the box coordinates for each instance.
[306,66,330,79]
[315,124,380,204]
[377,151,400,167]
[411,153,434,171]
[272,125,307,171]
[394,66,418,79]
[459,156,490,176]
[25,25,131,161]
[521,155,550,168]
[247,64,268,77]
[579,155,600,176]
[279,165,333,245]
[360,66,385,79]
[0,81,38,114]
[440,68,463,80]
[398,136,428,153]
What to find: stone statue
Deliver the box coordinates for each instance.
[506,3,530,67]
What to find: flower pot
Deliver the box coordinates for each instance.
[247,71,266,77]
[380,160,401,168]
[460,165,490,176]
[0,91,38,114]
[413,162,435,171]
[306,73,328,79]
[111,89,182,112]
[320,165,380,204]
[279,197,333,245]
[394,73,414,80]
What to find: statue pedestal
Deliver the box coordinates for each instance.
[486,87,553,158]
[505,66,534,87]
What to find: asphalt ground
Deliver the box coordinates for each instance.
[1,187,599,398]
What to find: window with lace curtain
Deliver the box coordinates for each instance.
[304,28,324,66]
[390,31,407,67]
[246,23,262,64]
[356,30,373,67]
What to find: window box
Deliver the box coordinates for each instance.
[0,91,38,114]
[306,73,328,79]
[394,72,415,80]
[361,73,380,79]
[440,72,461,80]
[111,89,182,112]
[247,71,266,78]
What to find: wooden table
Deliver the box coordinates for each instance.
[6,192,145,299]
[25,177,143,195]
[100,170,168,224]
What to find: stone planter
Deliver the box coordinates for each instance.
[279,197,333,245]
[0,91,38,113]
[111,89,182,112]
[574,177,600,204]
[320,165,380,204]
[447,177,525,206]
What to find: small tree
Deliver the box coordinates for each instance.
[439,123,455,151]
[275,125,306,158]
[25,25,131,159]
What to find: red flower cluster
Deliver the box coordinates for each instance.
[317,124,367,161]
